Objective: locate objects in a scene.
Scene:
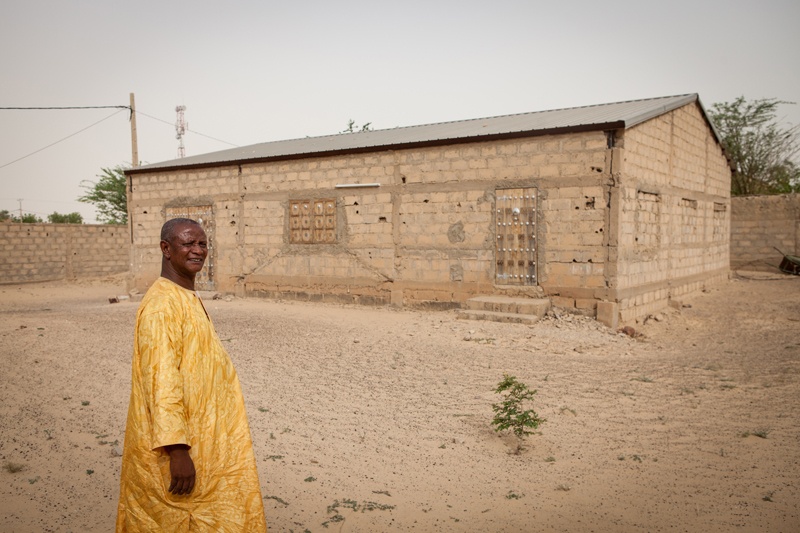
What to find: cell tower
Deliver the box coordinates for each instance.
[175,105,187,158]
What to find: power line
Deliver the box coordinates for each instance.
[0,109,127,170]
[134,109,238,147]
[0,196,87,205]
[0,104,238,169]
[0,106,130,110]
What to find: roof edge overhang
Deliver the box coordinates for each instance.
[623,93,697,128]
[125,121,625,175]
[623,93,725,147]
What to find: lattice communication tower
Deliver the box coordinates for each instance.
[175,105,187,158]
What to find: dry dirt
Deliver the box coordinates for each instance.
[1,273,799,532]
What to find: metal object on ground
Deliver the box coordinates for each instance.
[779,254,800,275]
[775,247,800,275]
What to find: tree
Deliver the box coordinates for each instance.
[0,209,43,223]
[47,212,83,224]
[491,374,545,454]
[79,166,128,224]
[708,97,800,195]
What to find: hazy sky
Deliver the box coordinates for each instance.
[2,0,798,223]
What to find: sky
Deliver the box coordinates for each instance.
[2,0,799,223]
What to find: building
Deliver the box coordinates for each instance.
[126,94,731,325]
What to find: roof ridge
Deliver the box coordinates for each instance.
[261,93,699,145]
[131,93,707,173]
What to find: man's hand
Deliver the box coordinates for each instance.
[164,444,195,495]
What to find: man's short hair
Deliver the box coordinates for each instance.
[161,218,201,243]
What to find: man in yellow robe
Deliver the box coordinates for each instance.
[116,218,267,532]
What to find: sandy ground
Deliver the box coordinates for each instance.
[1,273,799,532]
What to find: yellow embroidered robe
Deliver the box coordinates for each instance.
[116,277,267,532]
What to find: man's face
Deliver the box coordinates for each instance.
[163,223,208,277]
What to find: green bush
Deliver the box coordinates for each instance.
[491,374,545,453]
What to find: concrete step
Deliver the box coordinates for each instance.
[456,309,544,325]
[464,295,550,317]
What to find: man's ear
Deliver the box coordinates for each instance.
[160,240,171,258]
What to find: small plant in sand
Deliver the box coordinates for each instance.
[322,499,395,528]
[491,374,545,454]
[4,461,25,473]
[741,428,770,439]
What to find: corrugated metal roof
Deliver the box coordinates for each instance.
[132,94,708,173]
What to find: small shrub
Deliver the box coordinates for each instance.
[741,429,770,439]
[491,374,545,454]
[4,462,25,473]
[323,499,394,527]
[264,495,289,506]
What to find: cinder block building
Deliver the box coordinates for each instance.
[126,94,731,324]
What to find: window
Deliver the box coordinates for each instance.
[289,198,337,244]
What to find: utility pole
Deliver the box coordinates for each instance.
[130,93,139,167]
[17,198,22,223]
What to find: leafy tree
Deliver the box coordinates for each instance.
[47,212,83,224]
[6,212,44,223]
[491,374,545,454]
[78,165,128,224]
[340,119,372,133]
[0,210,11,222]
[708,97,800,195]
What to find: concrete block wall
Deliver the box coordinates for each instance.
[128,131,611,308]
[540,184,608,292]
[731,194,800,271]
[0,223,129,284]
[616,103,731,322]
[127,104,730,324]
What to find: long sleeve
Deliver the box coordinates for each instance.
[138,310,190,450]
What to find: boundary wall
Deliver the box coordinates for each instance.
[731,194,800,272]
[0,223,129,284]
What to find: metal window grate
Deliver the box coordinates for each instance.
[495,188,538,285]
[289,198,336,244]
